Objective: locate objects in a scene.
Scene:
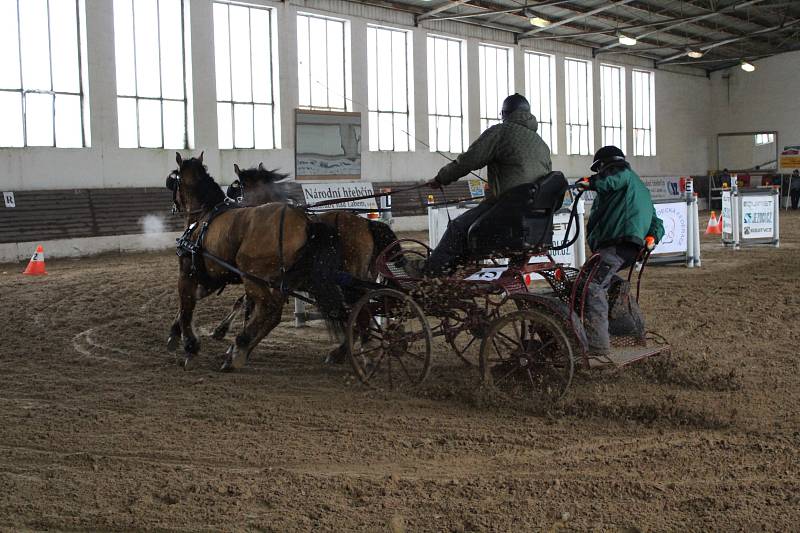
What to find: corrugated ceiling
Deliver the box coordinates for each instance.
[354,0,800,72]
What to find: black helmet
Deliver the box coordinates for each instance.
[591,145,626,172]
[501,93,530,119]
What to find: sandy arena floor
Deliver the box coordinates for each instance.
[1,212,799,531]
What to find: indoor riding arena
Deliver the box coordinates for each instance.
[2,1,799,531]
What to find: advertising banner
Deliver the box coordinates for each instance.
[652,201,688,255]
[300,182,377,211]
[779,145,800,172]
[741,195,775,239]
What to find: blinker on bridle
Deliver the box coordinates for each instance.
[166,170,181,214]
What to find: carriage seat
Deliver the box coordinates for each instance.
[466,171,568,256]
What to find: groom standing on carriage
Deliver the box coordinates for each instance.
[407,93,553,276]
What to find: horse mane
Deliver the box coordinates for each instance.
[183,158,226,209]
[238,166,291,202]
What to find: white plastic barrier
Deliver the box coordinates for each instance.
[650,191,701,268]
[721,186,780,250]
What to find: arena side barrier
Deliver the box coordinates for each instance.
[721,184,780,250]
[649,180,702,268]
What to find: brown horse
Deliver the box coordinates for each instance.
[166,152,346,371]
[215,164,400,363]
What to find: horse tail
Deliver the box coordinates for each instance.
[305,221,347,337]
[367,220,402,267]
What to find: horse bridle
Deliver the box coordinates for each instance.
[166,168,206,217]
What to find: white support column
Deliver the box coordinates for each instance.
[591,58,601,154]
[412,27,430,153]
[187,0,219,158]
[279,4,298,153]
[465,38,481,144]
[624,66,634,157]
[554,53,567,158]
[513,45,525,95]
[350,17,369,135]
[84,0,118,185]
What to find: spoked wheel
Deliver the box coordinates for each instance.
[347,288,432,390]
[479,309,574,404]
[442,313,481,367]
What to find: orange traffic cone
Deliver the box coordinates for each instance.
[23,245,47,276]
[705,211,722,235]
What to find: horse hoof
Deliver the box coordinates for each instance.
[210,327,228,340]
[167,335,180,352]
[220,351,246,372]
[324,350,346,365]
[183,356,198,371]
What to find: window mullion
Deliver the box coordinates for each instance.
[248,7,255,148]
[227,5,235,147]
[46,0,56,146]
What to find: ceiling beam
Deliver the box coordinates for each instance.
[416,0,472,23]
[595,0,767,54]
[518,0,636,38]
[657,17,800,64]
[426,0,571,23]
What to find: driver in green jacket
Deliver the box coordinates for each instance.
[576,146,664,355]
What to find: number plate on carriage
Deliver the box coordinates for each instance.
[464,267,508,281]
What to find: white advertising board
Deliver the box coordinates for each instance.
[741,195,775,239]
[652,201,688,255]
[300,182,377,211]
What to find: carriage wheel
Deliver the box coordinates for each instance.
[347,289,432,390]
[479,309,574,404]
[442,313,481,367]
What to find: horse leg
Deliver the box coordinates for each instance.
[211,295,245,340]
[167,310,181,351]
[176,277,201,370]
[221,291,284,371]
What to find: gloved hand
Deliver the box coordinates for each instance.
[426,177,443,189]
[575,177,592,190]
[645,235,656,251]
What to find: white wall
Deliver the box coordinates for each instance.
[0,0,713,193]
[710,50,800,171]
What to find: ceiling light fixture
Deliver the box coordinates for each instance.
[687,49,704,59]
[618,34,637,46]
[740,60,755,72]
[529,16,551,28]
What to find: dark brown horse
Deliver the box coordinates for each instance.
[166,152,346,370]
[215,163,400,362]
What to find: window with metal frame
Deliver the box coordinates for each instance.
[0,0,88,148]
[754,133,774,145]
[297,13,350,111]
[478,43,512,132]
[367,25,413,152]
[600,64,625,150]
[632,69,656,156]
[524,51,556,153]
[213,2,280,150]
[564,57,593,156]
[427,34,467,153]
[114,0,191,149]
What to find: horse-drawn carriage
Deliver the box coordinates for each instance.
[343,171,670,403]
[167,154,669,403]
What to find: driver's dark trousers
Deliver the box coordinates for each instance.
[425,201,495,275]
[584,243,641,353]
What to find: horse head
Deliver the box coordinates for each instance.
[231,162,291,206]
[168,152,226,215]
